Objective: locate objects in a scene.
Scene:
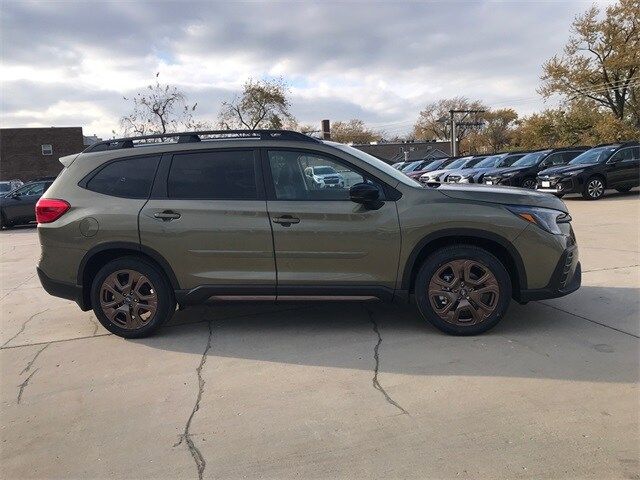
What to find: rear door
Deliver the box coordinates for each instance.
[139,148,276,293]
[263,148,401,296]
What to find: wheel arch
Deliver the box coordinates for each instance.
[401,229,527,300]
[77,242,179,309]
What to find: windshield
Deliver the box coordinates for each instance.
[444,158,467,169]
[0,183,12,193]
[569,146,617,165]
[401,161,421,172]
[416,159,444,171]
[497,155,521,167]
[314,166,337,175]
[328,142,422,187]
[511,151,549,167]
[474,156,502,168]
[461,158,483,169]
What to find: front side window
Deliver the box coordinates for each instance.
[168,150,257,200]
[41,144,52,155]
[268,150,372,201]
[608,147,636,163]
[86,156,160,199]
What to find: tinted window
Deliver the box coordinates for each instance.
[609,147,637,163]
[570,146,617,165]
[87,156,160,198]
[268,150,376,201]
[168,151,257,200]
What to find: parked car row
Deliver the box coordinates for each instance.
[408,141,639,200]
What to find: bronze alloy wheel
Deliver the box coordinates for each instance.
[428,259,500,326]
[100,269,158,330]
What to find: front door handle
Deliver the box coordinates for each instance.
[153,210,181,221]
[272,215,300,227]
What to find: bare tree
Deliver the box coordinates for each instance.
[218,78,294,130]
[413,97,487,142]
[120,72,204,136]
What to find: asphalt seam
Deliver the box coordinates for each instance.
[583,264,640,273]
[364,306,409,416]
[536,301,640,339]
[173,320,212,480]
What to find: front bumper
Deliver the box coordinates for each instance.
[536,177,581,195]
[37,267,88,310]
[517,244,581,302]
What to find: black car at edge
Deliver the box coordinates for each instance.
[0,180,54,228]
[482,147,590,189]
[536,142,639,199]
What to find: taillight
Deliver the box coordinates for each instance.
[35,198,70,224]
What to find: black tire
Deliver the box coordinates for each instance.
[91,256,175,338]
[521,177,536,189]
[616,186,632,193]
[414,245,512,335]
[582,176,605,200]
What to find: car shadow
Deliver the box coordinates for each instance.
[131,285,639,384]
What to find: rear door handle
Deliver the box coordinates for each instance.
[153,210,181,221]
[272,215,300,226]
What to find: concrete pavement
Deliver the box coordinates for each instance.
[1,191,638,479]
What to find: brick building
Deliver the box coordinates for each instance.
[352,141,451,164]
[0,127,85,181]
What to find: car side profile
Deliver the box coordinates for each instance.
[482,147,589,189]
[536,142,639,199]
[405,157,455,180]
[37,130,581,338]
[1,180,54,228]
[419,155,483,183]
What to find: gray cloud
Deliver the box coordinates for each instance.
[1,0,591,137]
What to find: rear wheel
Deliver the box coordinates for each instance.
[414,245,511,335]
[91,256,175,338]
[521,178,536,189]
[582,176,605,200]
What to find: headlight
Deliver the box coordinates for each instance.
[502,172,517,177]
[566,170,583,176]
[506,205,571,235]
[458,176,471,183]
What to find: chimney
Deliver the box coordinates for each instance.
[321,119,330,140]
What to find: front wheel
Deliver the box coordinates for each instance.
[414,245,512,335]
[582,176,605,200]
[91,256,175,338]
[521,178,537,189]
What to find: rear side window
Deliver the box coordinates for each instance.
[86,156,160,199]
[167,150,257,199]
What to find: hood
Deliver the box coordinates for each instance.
[436,183,568,212]
[539,164,591,176]
[482,166,525,177]
[418,168,451,178]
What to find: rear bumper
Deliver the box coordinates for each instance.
[37,267,89,311]
[517,245,581,302]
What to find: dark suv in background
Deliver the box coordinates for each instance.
[483,147,589,189]
[537,142,639,199]
[1,179,54,228]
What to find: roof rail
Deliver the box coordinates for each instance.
[83,129,320,153]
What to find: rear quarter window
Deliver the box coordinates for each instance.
[85,156,160,199]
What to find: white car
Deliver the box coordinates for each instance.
[304,166,345,188]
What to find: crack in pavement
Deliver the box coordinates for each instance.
[1,308,51,348]
[583,264,639,273]
[20,343,49,375]
[537,301,640,339]
[174,320,213,480]
[364,307,409,416]
[0,273,37,302]
[17,368,39,404]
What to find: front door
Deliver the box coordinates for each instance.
[139,149,276,293]
[607,146,640,188]
[263,149,401,297]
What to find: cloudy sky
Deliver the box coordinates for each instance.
[1,0,609,138]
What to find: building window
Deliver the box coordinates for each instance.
[41,144,53,156]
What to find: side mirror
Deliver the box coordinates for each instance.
[11,192,20,199]
[349,182,383,209]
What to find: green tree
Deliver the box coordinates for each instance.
[218,78,294,130]
[540,0,640,127]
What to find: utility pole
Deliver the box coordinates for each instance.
[448,109,485,156]
[321,119,331,140]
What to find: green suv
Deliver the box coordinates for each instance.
[36,130,581,338]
